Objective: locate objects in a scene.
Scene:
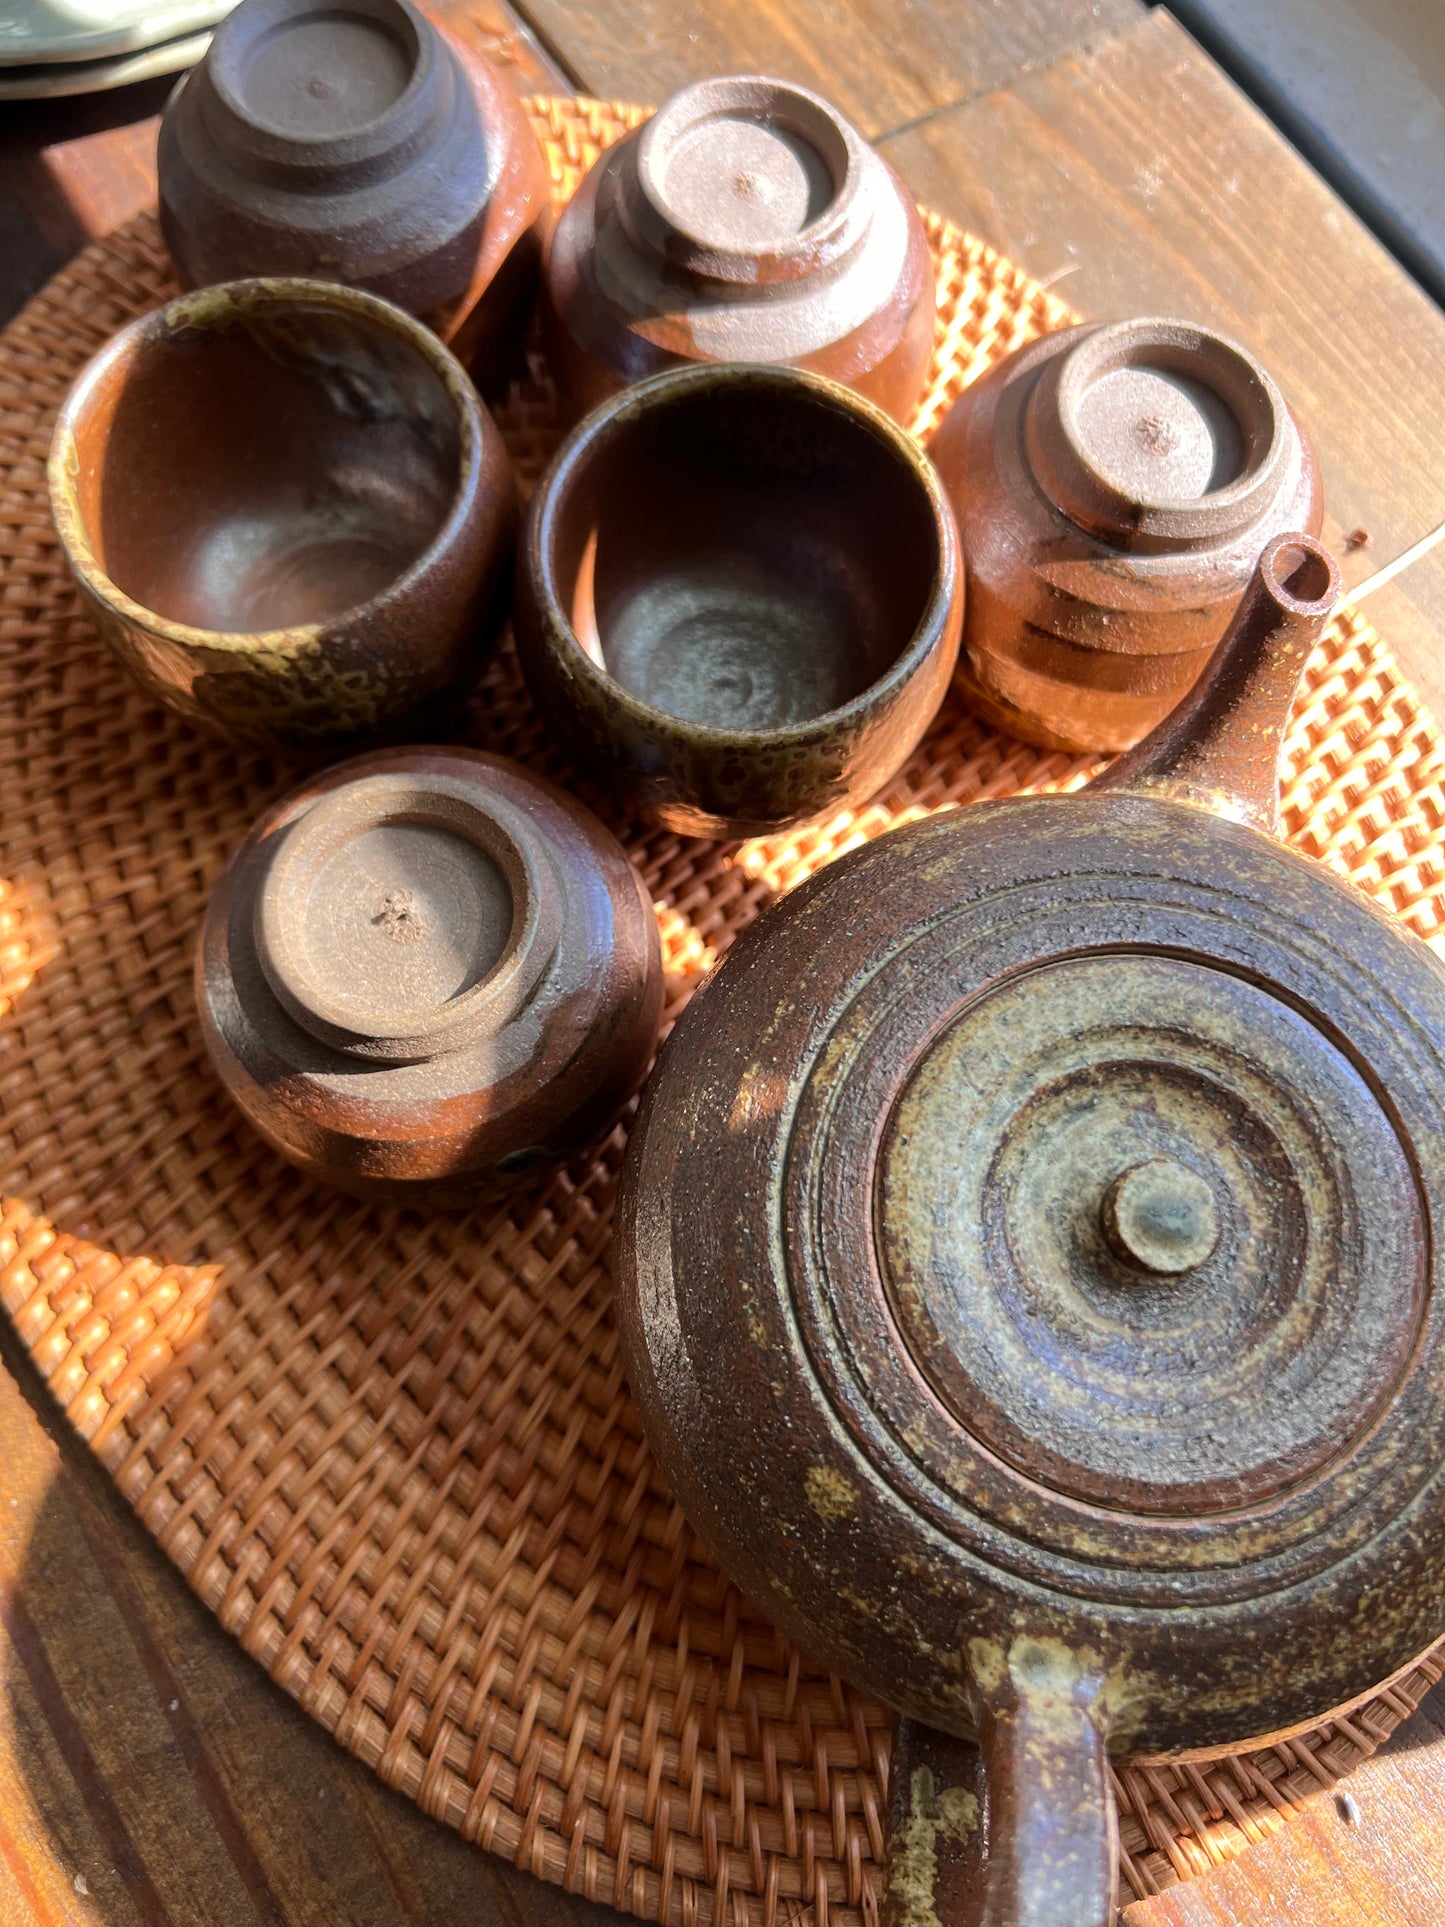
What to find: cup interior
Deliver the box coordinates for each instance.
[68,290,463,633]
[545,375,941,733]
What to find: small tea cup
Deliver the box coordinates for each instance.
[197,745,664,1201]
[543,74,936,426]
[157,0,550,385]
[48,277,518,753]
[514,362,964,838]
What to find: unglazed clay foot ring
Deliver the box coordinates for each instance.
[255,770,559,1063]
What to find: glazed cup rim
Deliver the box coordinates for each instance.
[47,276,488,659]
[526,361,960,749]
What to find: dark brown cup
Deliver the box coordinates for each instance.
[48,277,518,753]
[543,74,936,426]
[196,745,664,1201]
[513,362,964,839]
[157,0,549,381]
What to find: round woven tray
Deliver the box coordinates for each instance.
[2,92,1444,1925]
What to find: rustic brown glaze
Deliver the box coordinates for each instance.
[514,361,963,838]
[197,745,663,1201]
[48,277,518,752]
[930,317,1322,753]
[157,0,549,383]
[880,1723,986,1927]
[614,533,1445,1926]
[542,75,935,425]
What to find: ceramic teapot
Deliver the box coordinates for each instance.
[614,533,1445,1924]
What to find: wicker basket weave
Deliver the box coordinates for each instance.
[2,93,1445,1925]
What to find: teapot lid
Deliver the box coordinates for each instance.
[771,791,1442,1592]
[865,928,1426,1520]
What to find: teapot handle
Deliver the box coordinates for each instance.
[1091,531,1340,835]
[883,1645,1117,1927]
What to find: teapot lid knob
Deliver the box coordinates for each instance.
[1101,1159,1220,1276]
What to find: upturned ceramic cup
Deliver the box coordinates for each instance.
[543,74,936,425]
[197,745,664,1201]
[158,0,549,381]
[514,362,964,838]
[48,277,518,753]
[930,316,1322,752]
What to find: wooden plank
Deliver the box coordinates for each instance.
[0,1321,628,1926]
[1166,0,1445,307]
[502,0,1143,141]
[880,7,1445,720]
[1123,1686,1445,1926]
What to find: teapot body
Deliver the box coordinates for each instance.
[616,793,1445,1756]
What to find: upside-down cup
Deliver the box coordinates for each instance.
[930,316,1322,753]
[197,746,664,1201]
[543,74,936,425]
[513,362,964,839]
[48,278,518,753]
[157,0,550,383]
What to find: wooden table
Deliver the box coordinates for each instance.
[3,6,1444,1923]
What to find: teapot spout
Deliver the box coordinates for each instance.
[1091,531,1340,835]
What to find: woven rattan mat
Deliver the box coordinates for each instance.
[3,93,1445,1925]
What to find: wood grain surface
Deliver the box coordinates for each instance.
[1124,1683,1445,1927]
[2,3,1445,1924]
[501,0,1142,141]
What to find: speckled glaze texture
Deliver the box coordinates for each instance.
[157,0,550,381]
[542,76,935,425]
[197,745,663,1201]
[48,278,518,752]
[618,801,1445,1744]
[514,362,963,839]
[614,537,1445,1925]
[931,318,1322,753]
